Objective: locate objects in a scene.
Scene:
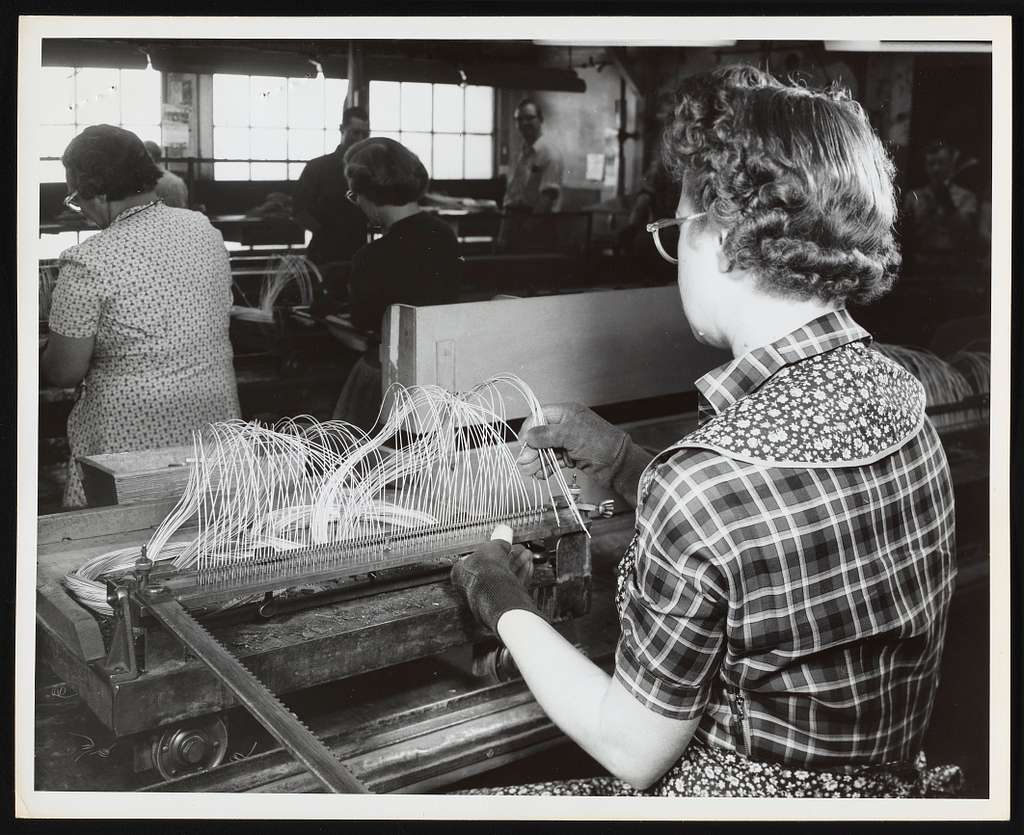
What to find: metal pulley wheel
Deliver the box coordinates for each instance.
[151,716,229,781]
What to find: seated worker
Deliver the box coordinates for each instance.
[616,156,679,279]
[900,138,979,269]
[143,140,189,209]
[332,137,462,431]
[451,65,962,798]
[43,125,240,508]
[617,90,679,276]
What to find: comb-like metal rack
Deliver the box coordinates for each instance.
[97,501,588,792]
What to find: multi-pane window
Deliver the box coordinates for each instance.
[39,66,163,183]
[369,81,494,179]
[212,74,349,181]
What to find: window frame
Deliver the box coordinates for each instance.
[38,65,164,184]
[211,72,349,182]
[368,79,496,180]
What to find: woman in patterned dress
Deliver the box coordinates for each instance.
[450,66,963,798]
[42,125,240,508]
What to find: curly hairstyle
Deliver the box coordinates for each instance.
[62,125,162,201]
[344,137,429,206]
[661,64,900,306]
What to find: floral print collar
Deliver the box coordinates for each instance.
[696,309,872,421]
[662,311,927,468]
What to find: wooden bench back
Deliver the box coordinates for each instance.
[380,286,730,421]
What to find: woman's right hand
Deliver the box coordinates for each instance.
[516,402,631,489]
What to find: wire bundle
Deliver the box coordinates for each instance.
[231,255,321,324]
[65,375,585,614]
[949,350,990,396]
[874,343,979,431]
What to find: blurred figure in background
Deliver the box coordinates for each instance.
[616,90,680,278]
[143,140,189,209]
[293,106,371,278]
[498,98,564,253]
[900,138,978,265]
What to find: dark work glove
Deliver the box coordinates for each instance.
[451,540,540,633]
[517,402,632,489]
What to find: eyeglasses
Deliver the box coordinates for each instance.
[346,190,359,205]
[646,212,707,264]
[63,190,82,213]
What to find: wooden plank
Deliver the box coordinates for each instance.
[36,583,106,661]
[381,287,730,421]
[37,499,182,546]
[78,445,194,506]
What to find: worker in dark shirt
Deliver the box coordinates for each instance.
[292,106,371,271]
[332,137,462,430]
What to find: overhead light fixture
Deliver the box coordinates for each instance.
[825,40,992,53]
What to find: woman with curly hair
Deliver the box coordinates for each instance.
[42,125,240,507]
[451,66,961,798]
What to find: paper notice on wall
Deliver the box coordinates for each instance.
[586,153,605,181]
[168,77,194,107]
[602,128,619,189]
[161,103,191,157]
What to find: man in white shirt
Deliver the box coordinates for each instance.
[499,98,564,252]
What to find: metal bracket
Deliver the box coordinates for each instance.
[98,585,141,684]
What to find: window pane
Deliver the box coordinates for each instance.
[215,161,250,181]
[213,74,251,127]
[120,69,161,126]
[76,67,121,125]
[326,127,342,149]
[369,81,400,131]
[39,159,66,184]
[400,82,432,132]
[40,67,76,125]
[79,229,99,244]
[40,125,75,159]
[432,133,464,179]
[325,78,349,125]
[373,130,400,142]
[464,85,494,133]
[433,84,463,132]
[400,132,433,178]
[39,231,79,260]
[464,134,493,179]
[288,162,306,181]
[214,127,250,159]
[250,76,288,128]
[250,128,287,160]
[288,128,326,160]
[251,162,287,180]
[288,77,324,130]
[122,123,162,146]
